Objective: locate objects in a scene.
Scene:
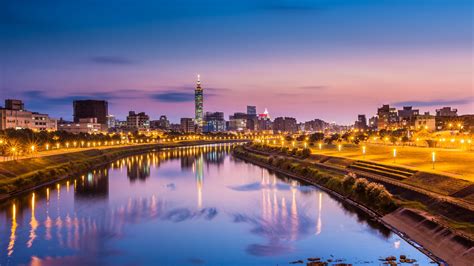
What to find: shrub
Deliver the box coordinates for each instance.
[377,190,396,210]
[342,175,355,190]
[366,182,384,200]
[353,178,369,194]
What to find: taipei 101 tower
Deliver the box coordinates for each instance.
[195,74,204,130]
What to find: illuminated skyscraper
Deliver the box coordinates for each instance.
[195,74,204,130]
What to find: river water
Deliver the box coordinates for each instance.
[0,143,432,265]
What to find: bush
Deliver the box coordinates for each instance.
[342,175,355,190]
[353,178,369,194]
[366,182,384,199]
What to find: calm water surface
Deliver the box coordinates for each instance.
[0,144,432,265]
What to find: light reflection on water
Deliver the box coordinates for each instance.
[0,143,432,265]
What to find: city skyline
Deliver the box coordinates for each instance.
[1,0,472,124]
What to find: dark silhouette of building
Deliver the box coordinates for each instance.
[73,100,108,127]
[273,117,298,133]
[304,119,328,132]
[398,106,419,128]
[354,114,368,130]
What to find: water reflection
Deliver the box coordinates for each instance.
[0,143,431,265]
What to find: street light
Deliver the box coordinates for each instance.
[393,148,397,163]
[318,143,322,150]
[338,144,342,152]
[362,146,366,160]
[432,151,436,169]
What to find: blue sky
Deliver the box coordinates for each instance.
[1,0,472,123]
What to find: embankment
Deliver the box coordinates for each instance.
[0,140,244,200]
[233,144,474,266]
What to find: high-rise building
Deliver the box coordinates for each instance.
[247,106,256,116]
[150,115,170,130]
[107,115,116,129]
[273,117,298,133]
[73,100,108,129]
[180,118,195,133]
[376,104,398,130]
[246,105,257,130]
[435,107,459,130]
[195,75,204,130]
[204,112,225,132]
[5,99,24,110]
[304,119,328,132]
[354,114,368,130]
[398,106,419,129]
[228,112,248,131]
[126,111,150,131]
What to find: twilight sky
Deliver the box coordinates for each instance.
[1,0,472,124]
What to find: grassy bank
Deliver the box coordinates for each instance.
[0,140,243,199]
[238,143,474,236]
[233,145,398,215]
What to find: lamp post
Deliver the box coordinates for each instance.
[338,144,342,152]
[432,151,436,170]
[393,148,397,163]
[362,146,366,160]
[318,143,322,150]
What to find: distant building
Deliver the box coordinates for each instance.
[273,117,298,133]
[435,107,459,130]
[304,119,328,132]
[398,106,419,129]
[107,115,116,129]
[256,108,272,131]
[354,114,368,130]
[5,99,25,110]
[151,115,170,130]
[246,105,257,130]
[180,118,195,133]
[0,99,57,131]
[58,118,101,133]
[436,107,458,117]
[247,106,256,116]
[170,123,181,132]
[228,112,248,131]
[195,75,204,130]
[368,116,378,130]
[377,104,398,130]
[204,112,225,132]
[126,111,150,130]
[414,112,436,131]
[73,100,108,130]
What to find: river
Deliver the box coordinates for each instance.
[0,143,433,265]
